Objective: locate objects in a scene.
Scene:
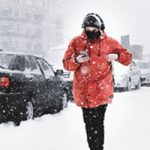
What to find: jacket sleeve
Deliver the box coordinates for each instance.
[111,38,132,65]
[63,38,80,71]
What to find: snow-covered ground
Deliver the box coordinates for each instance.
[0,87,150,150]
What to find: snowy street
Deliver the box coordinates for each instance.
[0,0,149,150]
[0,87,150,150]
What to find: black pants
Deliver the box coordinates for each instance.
[82,105,107,150]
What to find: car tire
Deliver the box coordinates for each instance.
[13,101,34,126]
[24,101,34,120]
[62,92,68,109]
[135,79,141,89]
[127,79,132,91]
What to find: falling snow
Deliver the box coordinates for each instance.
[0,87,150,150]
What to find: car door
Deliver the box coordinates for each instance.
[37,58,64,108]
[26,56,47,109]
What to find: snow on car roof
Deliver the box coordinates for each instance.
[0,51,43,58]
[133,59,150,69]
[113,61,129,75]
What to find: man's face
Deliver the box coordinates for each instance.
[85,27,101,40]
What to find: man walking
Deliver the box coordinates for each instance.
[63,13,132,150]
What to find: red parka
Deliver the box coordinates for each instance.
[63,32,132,108]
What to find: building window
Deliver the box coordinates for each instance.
[1,8,12,18]
[25,0,33,5]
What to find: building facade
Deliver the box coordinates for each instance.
[0,0,64,56]
[48,0,64,48]
[121,35,143,59]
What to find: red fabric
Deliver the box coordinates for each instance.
[63,32,132,108]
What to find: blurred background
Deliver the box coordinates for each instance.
[0,0,149,59]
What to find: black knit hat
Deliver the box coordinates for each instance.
[82,13,105,30]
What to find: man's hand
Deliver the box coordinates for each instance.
[107,54,118,62]
[75,54,89,63]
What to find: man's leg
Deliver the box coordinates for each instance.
[82,105,107,150]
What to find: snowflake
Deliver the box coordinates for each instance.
[90,46,93,49]
[94,131,98,134]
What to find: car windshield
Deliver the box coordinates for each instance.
[136,62,150,69]
[113,62,129,76]
[0,53,16,69]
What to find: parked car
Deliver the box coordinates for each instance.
[61,71,74,101]
[113,61,141,91]
[133,59,150,85]
[0,51,68,125]
[44,45,74,101]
